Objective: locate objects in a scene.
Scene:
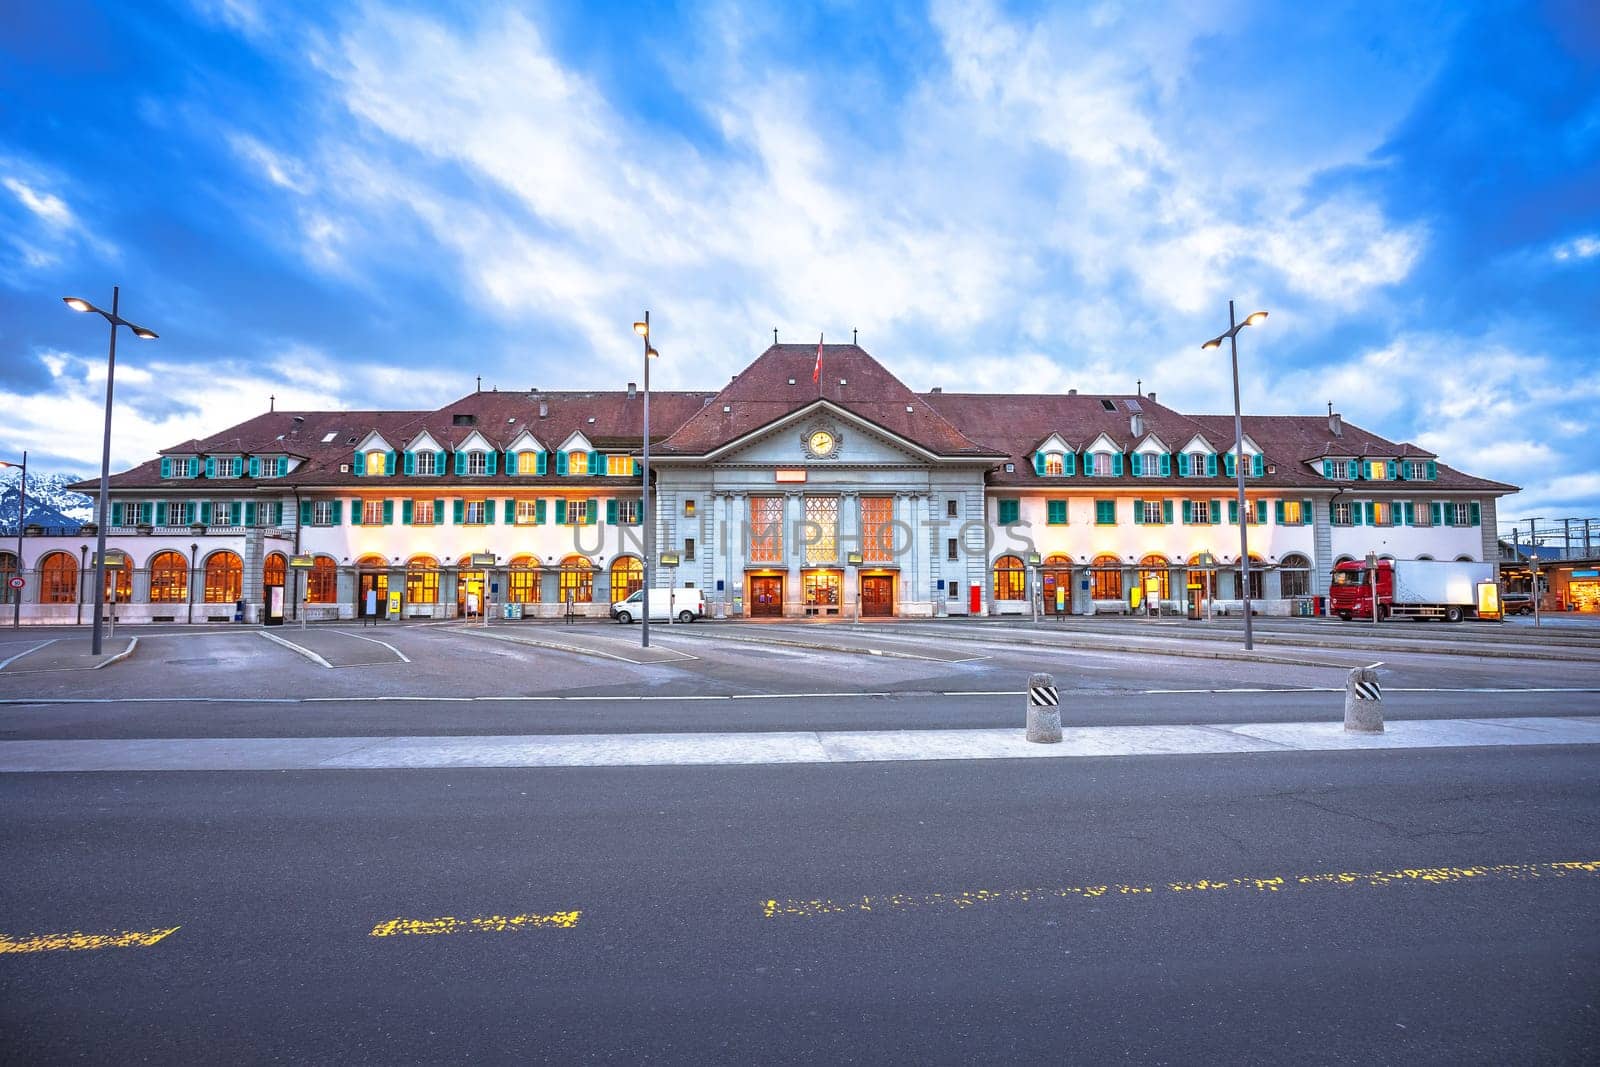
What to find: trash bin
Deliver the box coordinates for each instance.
[234,599,245,623]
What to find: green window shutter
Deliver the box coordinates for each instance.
[1251,454,1264,477]
[385,451,396,476]
[454,451,467,476]
[1302,499,1313,526]
[199,502,212,524]
[350,500,362,525]
[1182,500,1193,524]
[505,450,516,474]
[587,498,597,524]
[1033,452,1046,476]
[1228,499,1238,524]
[1112,453,1124,477]
[1130,453,1143,477]
[330,500,343,525]
[403,499,414,525]
[555,499,567,525]
[299,500,313,525]
[248,456,260,478]
[501,499,512,523]
[535,499,547,525]
[1224,453,1236,478]
[382,500,394,525]
[606,498,618,524]
[485,498,496,524]
[1178,453,1190,477]
[1430,502,1442,526]
[633,458,642,476]
[1160,453,1172,476]
[353,451,365,476]
[1162,500,1173,525]
[1403,502,1414,526]
[1427,461,1438,480]
[226,502,239,525]
[404,451,416,475]
[590,451,602,474]
[204,456,216,479]
[556,451,569,476]
[1211,499,1222,525]
[1322,459,1332,478]
[485,451,498,476]
[1469,502,1481,526]
[1095,500,1115,525]
[1386,461,1397,480]
[1046,500,1066,525]
[1206,454,1217,477]
[452,499,464,524]
[998,499,1019,524]
[112,502,125,525]
[1132,498,1144,525]
[1274,500,1285,525]
[1063,451,1076,475]
[160,457,172,478]
[1255,501,1266,524]
[245,502,258,526]
[434,451,445,473]
[537,452,548,475]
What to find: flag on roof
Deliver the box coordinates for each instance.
[813,333,823,385]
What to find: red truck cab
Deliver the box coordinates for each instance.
[1329,559,1387,620]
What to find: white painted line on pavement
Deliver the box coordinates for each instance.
[0,640,55,671]
[257,630,333,669]
[330,629,412,663]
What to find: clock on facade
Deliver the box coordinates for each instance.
[806,429,836,457]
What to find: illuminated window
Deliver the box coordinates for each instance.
[750,496,784,562]
[1090,554,1121,600]
[367,451,388,475]
[40,551,77,604]
[1044,453,1065,476]
[466,451,487,475]
[992,555,1025,600]
[804,496,839,564]
[405,556,439,604]
[203,551,243,603]
[0,552,15,605]
[413,500,436,526]
[559,556,593,603]
[363,500,385,525]
[1371,502,1394,527]
[1138,555,1169,600]
[610,557,643,600]
[518,451,541,474]
[684,499,696,517]
[308,557,337,603]
[616,498,641,525]
[515,500,539,525]
[565,499,589,525]
[567,451,589,475]
[607,455,634,476]
[1367,461,1387,481]
[264,553,286,589]
[861,496,894,562]
[103,564,132,602]
[415,451,438,475]
[508,556,541,603]
[803,570,840,607]
[1281,500,1303,525]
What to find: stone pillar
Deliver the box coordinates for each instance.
[840,491,859,615]
[785,491,803,616]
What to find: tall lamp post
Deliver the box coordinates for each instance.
[1201,301,1268,651]
[0,452,24,628]
[63,288,159,655]
[632,313,660,648]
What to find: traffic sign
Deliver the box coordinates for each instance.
[7,576,22,590]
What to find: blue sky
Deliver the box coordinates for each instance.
[2,0,1597,533]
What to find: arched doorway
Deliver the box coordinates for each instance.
[508,556,541,604]
[308,556,338,603]
[610,556,643,602]
[149,550,188,603]
[264,552,287,590]
[991,555,1025,602]
[1089,554,1121,602]
[407,556,440,607]
[1138,554,1169,610]
[558,556,593,604]
[355,554,388,617]
[203,551,243,603]
[39,551,78,604]
[103,561,132,603]
[455,555,485,617]
[1042,554,1072,614]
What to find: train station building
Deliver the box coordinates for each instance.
[1,343,1515,623]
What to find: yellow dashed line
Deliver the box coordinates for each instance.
[369,910,581,938]
[0,926,180,954]
[763,860,1600,919]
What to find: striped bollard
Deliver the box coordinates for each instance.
[1026,672,1062,743]
[1344,663,1384,733]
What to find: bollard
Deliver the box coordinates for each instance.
[1026,671,1062,743]
[1344,662,1384,733]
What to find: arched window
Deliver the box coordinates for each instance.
[264,552,287,589]
[1042,554,1072,613]
[308,556,337,603]
[1233,555,1264,601]
[103,562,132,602]
[559,555,593,603]
[149,551,188,602]
[0,551,16,605]
[1416,554,1434,561]
[1186,553,1216,600]
[508,555,541,603]
[991,555,1025,601]
[204,551,243,603]
[1090,554,1121,600]
[610,556,643,601]
[405,555,439,604]
[1279,553,1312,599]
[1044,452,1064,476]
[1138,554,1170,600]
[1454,554,1475,562]
[40,551,77,604]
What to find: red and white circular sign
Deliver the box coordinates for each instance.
[7,576,23,590]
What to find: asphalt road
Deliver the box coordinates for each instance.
[3,746,1597,1063]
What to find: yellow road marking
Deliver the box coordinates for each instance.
[369,910,581,937]
[764,860,1600,920]
[0,926,180,954]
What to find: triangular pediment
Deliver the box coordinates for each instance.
[558,430,593,453]
[406,430,443,453]
[1180,434,1215,455]
[1226,434,1262,457]
[505,429,545,453]
[456,430,495,453]
[714,401,934,466]
[1032,433,1071,456]
[1133,433,1169,455]
[1084,431,1123,455]
[356,430,392,453]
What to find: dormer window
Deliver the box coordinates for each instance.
[1044,452,1064,476]
[1131,451,1168,477]
[1402,459,1436,481]
[161,457,193,479]
[567,450,589,475]
[414,451,438,475]
[1183,451,1213,477]
[1323,459,1355,480]
[466,451,487,475]
[366,451,388,476]
[517,451,541,474]
[607,454,636,476]
[1366,460,1390,481]
[1090,452,1115,477]
[214,457,239,478]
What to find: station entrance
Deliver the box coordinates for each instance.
[749,575,784,617]
[861,574,895,617]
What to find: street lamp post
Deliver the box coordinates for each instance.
[1201,301,1268,651]
[0,452,24,628]
[633,314,660,648]
[63,288,159,655]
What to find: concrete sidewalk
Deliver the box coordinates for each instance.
[0,637,138,674]
[2,715,1596,772]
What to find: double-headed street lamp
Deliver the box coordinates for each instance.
[63,288,159,655]
[1201,301,1268,651]
[632,313,660,649]
[0,452,24,628]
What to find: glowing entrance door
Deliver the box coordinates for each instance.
[861,575,895,617]
[749,575,784,617]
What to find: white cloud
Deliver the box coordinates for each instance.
[3,176,72,227]
[1553,233,1600,262]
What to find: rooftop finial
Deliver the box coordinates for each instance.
[476,375,482,393]
[1137,378,1142,396]
[773,327,779,345]
[852,328,858,345]
[269,394,275,412]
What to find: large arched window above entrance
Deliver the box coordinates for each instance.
[991,554,1025,601]
[406,555,439,605]
[508,555,541,604]
[40,551,78,604]
[308,556,338,603]
[560,555,594,603]
[1280,553,1312,599]
[1090,554,1121,600]
[204,551,243,603]
[149,550,188,602]
[610,556,643,601]
[264,552,287,589]
[1138,554,1169,600]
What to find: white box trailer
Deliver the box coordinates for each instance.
[1391,560,1494,608]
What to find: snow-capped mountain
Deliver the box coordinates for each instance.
[0,468,95,530]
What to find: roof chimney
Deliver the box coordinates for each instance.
[1329,411,1343,437]
[930,386,942,394]
[627,381,636,398]
[1068,388,1077,395]
[1147,391,1156,402]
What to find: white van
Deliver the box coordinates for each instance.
[610,587,705,624]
